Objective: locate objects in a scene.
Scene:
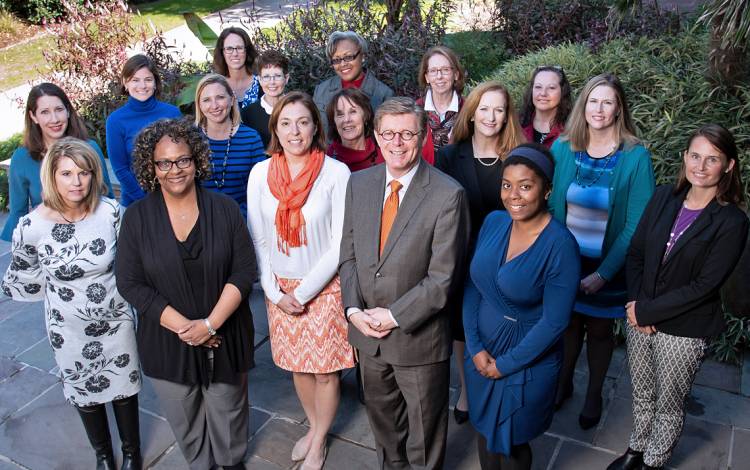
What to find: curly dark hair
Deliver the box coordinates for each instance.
[132,117,212,193]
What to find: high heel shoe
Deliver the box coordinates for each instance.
[453,407,469,425]
[291,435,311,462]
[606,448,643,470]
[301,443,327,470]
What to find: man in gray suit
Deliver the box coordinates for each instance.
[339,97,470,469]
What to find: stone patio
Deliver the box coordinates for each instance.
[0,212,748,469]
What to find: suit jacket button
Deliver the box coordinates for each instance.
[375,272,382,278]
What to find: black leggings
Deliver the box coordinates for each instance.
[558,313,614,416]
[476,432,532,470]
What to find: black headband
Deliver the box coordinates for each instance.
[506,147,554,181]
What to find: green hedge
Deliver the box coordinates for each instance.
[0,133,21,211]
[487,31,750,363]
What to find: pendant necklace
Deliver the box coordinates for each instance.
[58,210,87,224]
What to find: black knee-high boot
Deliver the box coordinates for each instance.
[112,395,142,470]
[76,404,115,470]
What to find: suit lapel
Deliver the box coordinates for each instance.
[365,166,387,267]
[377,161,429,269]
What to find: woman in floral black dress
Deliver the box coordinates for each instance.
[2,138,142,470]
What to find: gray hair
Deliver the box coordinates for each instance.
[325,31,368,60]
[374,97,427,141]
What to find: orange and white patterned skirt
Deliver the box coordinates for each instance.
[265,276,356,373]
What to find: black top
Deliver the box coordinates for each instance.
[178,223,206,313]
[626,184,749,337]
[116,187,257,385]
[436,139,504,242]
[240,100,271,150]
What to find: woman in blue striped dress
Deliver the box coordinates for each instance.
[549,73,655,430]
[195,74,267,217]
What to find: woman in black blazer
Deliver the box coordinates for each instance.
[608,124,748,470]
[435,81,525,423]
[116,118,256,470]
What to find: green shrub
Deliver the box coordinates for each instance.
[1,0,87,24]
[0,133,20,212]
[442,31,509,82]
[487,31,750,363]
[250,0,452,98]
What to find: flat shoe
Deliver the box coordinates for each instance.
[301,444,327,470]
[578,412,601,430]
[606,447,643,470]
[291,436,311,462]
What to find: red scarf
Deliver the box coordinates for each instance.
[327,137,383,172]
[267,149,325,255]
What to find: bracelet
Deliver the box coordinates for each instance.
[594,272,605,282]
[204,318,217,336]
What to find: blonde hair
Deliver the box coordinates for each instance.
[40,137,105,213]
[451,81,525,159]
[562,73,640,151]
[194,73,241,130]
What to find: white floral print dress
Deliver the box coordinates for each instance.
[2,197,141,406]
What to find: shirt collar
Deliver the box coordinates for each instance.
[423,90,459,113]
[385,159,420,191]
[260,95,274,114]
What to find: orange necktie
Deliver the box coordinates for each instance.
[380,180,403,255]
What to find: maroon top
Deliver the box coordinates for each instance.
[522,120,564,148]
[327,137,384,172]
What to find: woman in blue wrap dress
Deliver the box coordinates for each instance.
[464,143,580,469]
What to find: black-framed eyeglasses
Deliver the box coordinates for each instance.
[378,130,418,141]
[223,46,246,55]
[154,157,193,172]
[331,50,361,66]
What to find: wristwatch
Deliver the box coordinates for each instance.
[204,318,217,336]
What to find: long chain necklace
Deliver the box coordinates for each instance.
[205,126,233,189]
[574,148,619,187]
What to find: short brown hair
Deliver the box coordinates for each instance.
[120,54,163,98]
[40,137,106,213]
[561,73,639,151]
[417,45,466,94]
[24,83,89,162]
[194,74,241,130]
[451,81,525,159]
[374,97,428,143]
[267,92,326,155]
[674,123,745,206]
[257,50,289,75]
[213,27,258,76]
[131,118,212,193]
[326,88,374,143]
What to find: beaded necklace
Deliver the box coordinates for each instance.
[574,147,620,188]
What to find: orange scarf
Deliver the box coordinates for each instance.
[267,149,325,255]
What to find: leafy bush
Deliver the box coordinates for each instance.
[1,0,87,24]
[443,30,509,82]
[249,0,453,98]
[487,31,750,362]
[490,0,682,55]
[0,133,21,211]
[41,0,195,149]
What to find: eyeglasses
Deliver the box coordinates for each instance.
[260,74,285,82]
[378,130,418,141]
[154,157,193,172]
[535,65,563,72]
[331,50,361,66]
[223,46,246,55]
[427,67,453,77]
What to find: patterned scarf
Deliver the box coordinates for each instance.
[267,149,325,255]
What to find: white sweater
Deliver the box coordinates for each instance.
[247,156,350,305]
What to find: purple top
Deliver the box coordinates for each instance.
[664,205,702,260]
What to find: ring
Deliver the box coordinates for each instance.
[188,341,193,346]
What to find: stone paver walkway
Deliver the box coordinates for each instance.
[0,209,749,469]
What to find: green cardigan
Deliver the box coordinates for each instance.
[549,138,655,281]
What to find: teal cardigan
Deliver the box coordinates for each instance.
[549,138,655,281]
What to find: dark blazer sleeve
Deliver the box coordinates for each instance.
[390,187,470,334]
[226,199,257,299]
[339,178,365,311]
[636,209,749,326]
[115,205,169,322]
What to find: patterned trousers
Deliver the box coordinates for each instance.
[625,324,707,467]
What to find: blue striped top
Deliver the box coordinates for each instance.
[202,123,266,218]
